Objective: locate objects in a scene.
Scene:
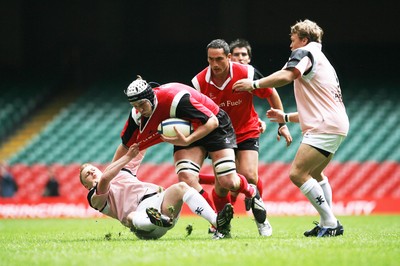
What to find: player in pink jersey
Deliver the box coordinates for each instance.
[112,76,268,239]
[79,144,233,240]
[192,39,292,237]
[233,19,349,237]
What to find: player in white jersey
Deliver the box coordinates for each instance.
[233,19,349,237]
[79,144,233,240]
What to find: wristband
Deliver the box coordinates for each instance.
[284,114,290,123]
[278,123,287,136]
[252,80,260,90]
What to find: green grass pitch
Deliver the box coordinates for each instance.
[0,215,399,266]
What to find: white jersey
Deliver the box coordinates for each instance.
[284,42,349,136]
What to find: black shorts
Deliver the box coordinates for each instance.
[236,138,259,152]
[174,109,237,153]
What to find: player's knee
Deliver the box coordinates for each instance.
[310,171,325,182]
[213,157,236,177]
[175,159,200,176]
[177,172,198,186]
[289,169,306,187]
[176,181,190,192]
[213,157,238,190]
[169,182,189,198]
[240,170,258,184]
[217,174,237,190]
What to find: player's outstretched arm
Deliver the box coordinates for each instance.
[97,144,140,193]
[267,108,299,124]
[233,69,297,92]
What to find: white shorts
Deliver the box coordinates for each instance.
[134,191,178,240]
[302,133,346,154]
[137,192,165,212]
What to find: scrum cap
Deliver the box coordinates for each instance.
[125,75,154,104]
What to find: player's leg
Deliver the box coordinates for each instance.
[209,148,241,190]
[161,182,218,225]
[210,148,267,225]
[310,155,333,207]
[236,149,272,237]
[160,181,233,239]
[198,173,216,185]
[298,134,346,237]
[127,194,170,239]
[236,149,261,207]
[212,174,231,212]
[290,143,337,228]
[301,152,333,237]
[174,146,215,210]
[126,210,157,231]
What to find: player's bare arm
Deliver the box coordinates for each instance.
[267,108,299,124]
[266,89,284,111]
[111,143,129,163]
[277,125,293,147]
[258,118,266,133]
[233,69,298,92]
[98,144,139,193]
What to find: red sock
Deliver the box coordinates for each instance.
[230,193,238,206]
[200,189,216,212]
[212,188,231,212]
[236,173,255,198]
[199,173,216,185]
[256,178,263,197]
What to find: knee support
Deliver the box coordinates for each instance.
[213,157,236,178]
[175,160,200,175]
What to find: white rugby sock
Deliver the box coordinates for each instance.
[183,187,218,227]
[300,178,336,227]
[319,177,332,207]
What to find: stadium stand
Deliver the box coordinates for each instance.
[0,81,53,160]
[1,80,399,213]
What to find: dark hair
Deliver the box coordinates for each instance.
[206,39,230,55]
[229,38,252,58]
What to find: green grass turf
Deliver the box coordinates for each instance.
[0,215,399,266]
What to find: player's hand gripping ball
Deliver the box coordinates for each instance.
[157,118,193,137]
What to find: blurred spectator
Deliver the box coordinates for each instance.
[43,166,60,197]
[0,161,18,197]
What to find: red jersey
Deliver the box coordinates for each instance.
[192,62,273,144]
[120,82,220,150]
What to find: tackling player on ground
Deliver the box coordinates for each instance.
[79,144,233,240]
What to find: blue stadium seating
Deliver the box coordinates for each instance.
[4,81,400,165]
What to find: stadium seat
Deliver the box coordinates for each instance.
[4,80,400,203]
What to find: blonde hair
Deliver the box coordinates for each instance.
[79,163,91,186]
[290,19,324,43]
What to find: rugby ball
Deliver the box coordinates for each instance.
[158,118,193,137]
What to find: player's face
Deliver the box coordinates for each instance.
[131,100,152,117]
[290,33,308,51]
[81,165,101,190]
[231,47,250,65]
[207,48,230,78]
